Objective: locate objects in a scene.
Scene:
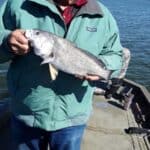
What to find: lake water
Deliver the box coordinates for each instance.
[0,0,150,91]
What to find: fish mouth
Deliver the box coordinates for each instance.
[25,30,33,39]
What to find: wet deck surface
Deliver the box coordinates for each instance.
[81,95,149,150]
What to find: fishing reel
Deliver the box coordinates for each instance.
[104,78,134,110]
[104,78,123,99]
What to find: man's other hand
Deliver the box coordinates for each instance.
[75,74,100,81]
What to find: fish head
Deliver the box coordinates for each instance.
[25,29,55,63]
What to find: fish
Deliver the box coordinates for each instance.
[25,29,112,80]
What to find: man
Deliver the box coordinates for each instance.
[0,0,123,149]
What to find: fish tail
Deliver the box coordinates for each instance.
[104,70,113,81]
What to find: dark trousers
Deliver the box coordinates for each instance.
[11,116,86,150]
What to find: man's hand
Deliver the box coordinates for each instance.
[8,29,30,55]
[75,74,100,81]
[84,75,100,81]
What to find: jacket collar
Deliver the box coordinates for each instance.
[77,0,104,17]
[27,0,103,17]
[27,0,59,16]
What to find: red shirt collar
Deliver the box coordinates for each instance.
[75,0,87,6]
[60,0,87,25]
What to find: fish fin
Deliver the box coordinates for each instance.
[41,59,49,65]
[49,64,58,80]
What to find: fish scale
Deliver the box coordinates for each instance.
[25,29,112,80]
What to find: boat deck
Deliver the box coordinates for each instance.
[81,95,149,150]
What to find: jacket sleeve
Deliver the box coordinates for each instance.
[0,1,15,63]
[98,10,123,78]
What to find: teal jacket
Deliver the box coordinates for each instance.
[0,0,123,131]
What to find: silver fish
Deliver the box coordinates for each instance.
[25,29,112,80]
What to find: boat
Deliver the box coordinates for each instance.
[0,77,150,150]
[82,79,150,150]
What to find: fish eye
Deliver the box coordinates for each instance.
[36,31,40,35]
[49,52,54,58]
